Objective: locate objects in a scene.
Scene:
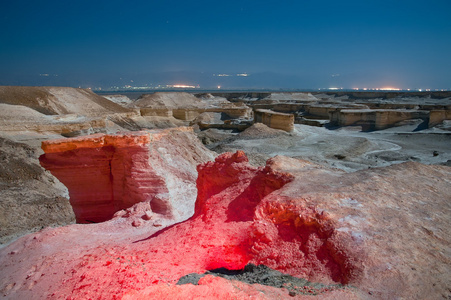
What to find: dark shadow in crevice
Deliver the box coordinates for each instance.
[413,119,429,132]
[176,264,345,296]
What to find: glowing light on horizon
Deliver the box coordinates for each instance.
[167,84,198,89]
[352,87,401,91]
[379,87,401,91]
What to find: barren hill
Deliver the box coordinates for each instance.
[133,92,208,109]
[0,86,131,116]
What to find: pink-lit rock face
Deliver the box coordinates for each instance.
[192,151,361,283]
[1,148,450,299]
[39,128,215,223]
[0,151,364,299]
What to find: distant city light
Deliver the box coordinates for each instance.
[167,84,198,89]
[339,87,406,91]
[379,87,401,91]
[102,84,447,92]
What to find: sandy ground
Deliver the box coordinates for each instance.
[203,123,451,172]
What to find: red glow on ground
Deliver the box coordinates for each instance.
[38,151,361,299]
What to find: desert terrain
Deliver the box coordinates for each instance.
[0,86,450,299]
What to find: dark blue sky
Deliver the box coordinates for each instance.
[1,0,450,89]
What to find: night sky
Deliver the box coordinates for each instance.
[1,0,450,90]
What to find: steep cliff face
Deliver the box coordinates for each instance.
[254,109,294,132]
[39,127,215,223]
[0,136,74,245]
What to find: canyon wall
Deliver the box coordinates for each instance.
[329,109,430,130]
[135,92,252,121]
[39,127,215,223]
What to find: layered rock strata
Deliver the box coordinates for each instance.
[134,92,252,121]
[0,103,119,135]
[329,109,430,130]
[0,86,141,136]
[213,91,451,131]
[0,86,131,116]
[254,109,294,132]
[0,136,74,245]
[39,127,215,223]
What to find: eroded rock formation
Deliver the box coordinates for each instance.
[329,109,430,130]
[0,136,74,245]
[0,86,131,116]
[215,91,451,131]
[0,103,119,135]
[1,150,366,299]
[0,86,141,136]
[39,127,215,223]
[254,109,294,132]
[133,92,252,122]
[0,129,450,299]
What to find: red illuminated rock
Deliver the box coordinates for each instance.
[39,127,216,223]
[0,148,450,299]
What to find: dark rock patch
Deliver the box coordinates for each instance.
[177,264,346,296]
